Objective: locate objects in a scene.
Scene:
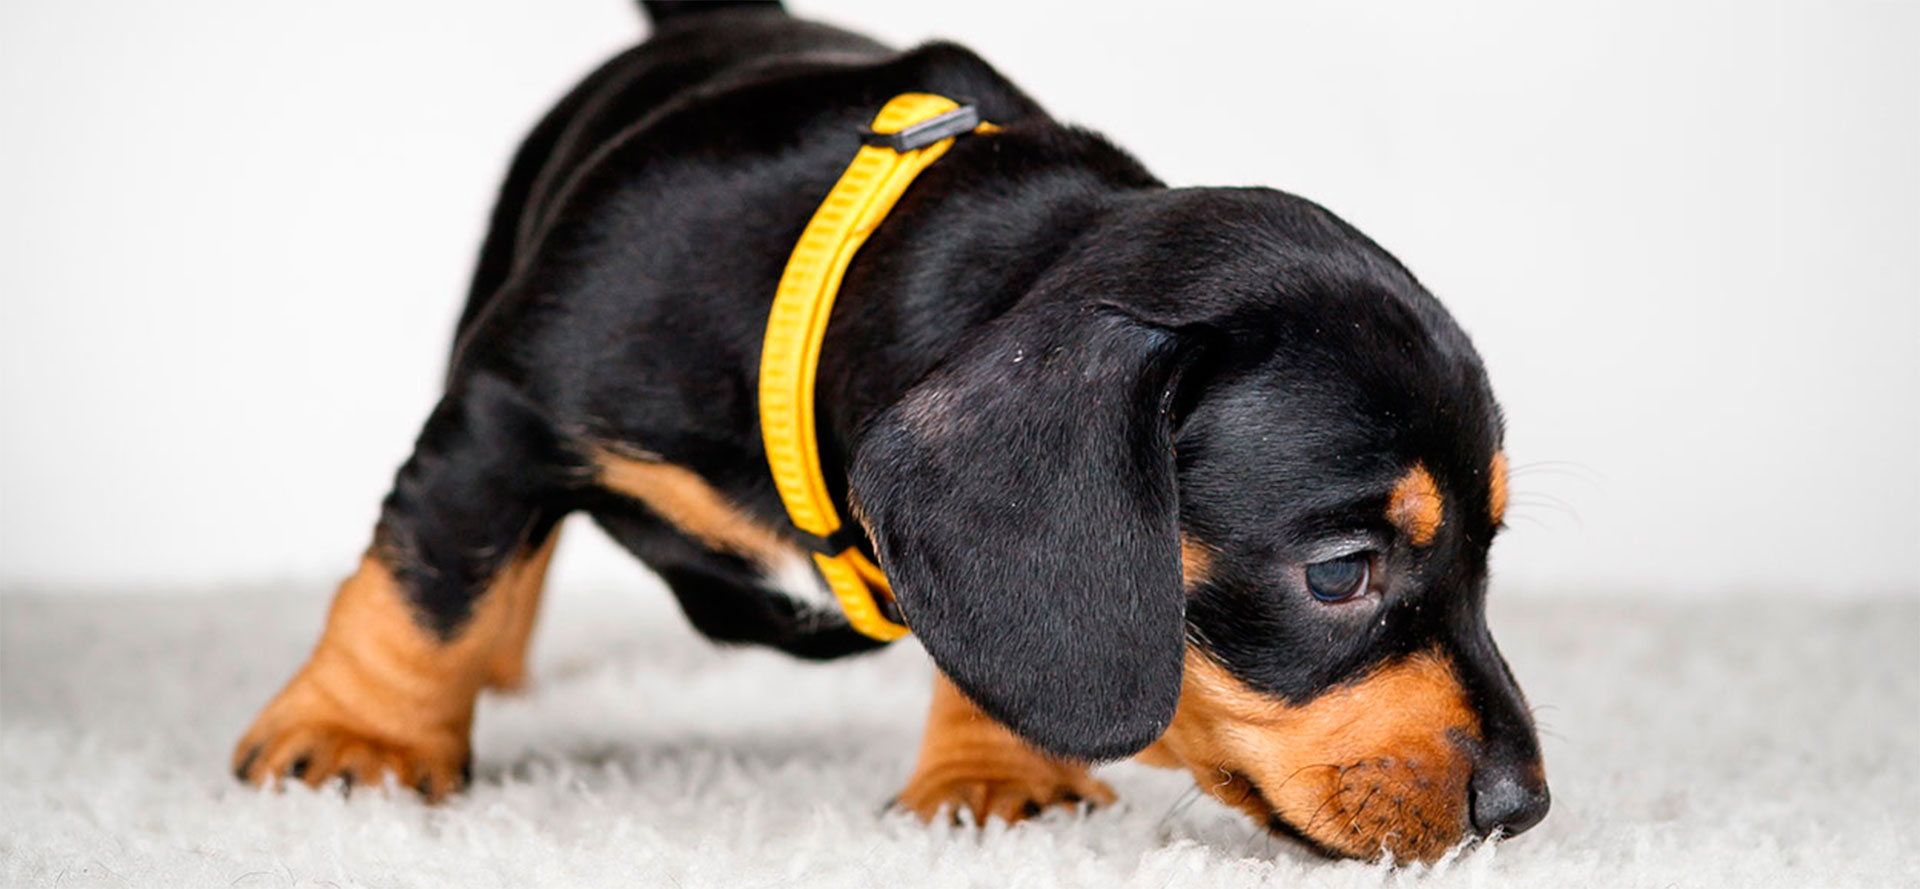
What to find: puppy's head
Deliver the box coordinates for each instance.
[851,186,1545,861]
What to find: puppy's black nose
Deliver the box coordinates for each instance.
[1469,761,1550,838]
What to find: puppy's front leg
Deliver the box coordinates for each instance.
[231,552,536,798]
[233,377,566,799]
[896,673,1115,823]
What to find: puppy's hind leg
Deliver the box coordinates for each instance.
[233,375,575,799]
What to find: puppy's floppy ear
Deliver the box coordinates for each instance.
[851,303,1187,761]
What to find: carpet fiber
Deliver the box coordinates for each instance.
[3,584,1915,888]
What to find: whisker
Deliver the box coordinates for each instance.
[1501,512,1552,530]
[1509,490,1582,512]
[1157,784,1204,829]
[1267,762,1341,798]
[1238,821,1267,858]
[1508,460,1604,484]
[1304,782,1347,834]
[1210,765,1237,793]
[1506,500,1584,530]
[1340,786,1380,838]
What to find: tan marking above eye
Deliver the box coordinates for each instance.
[1387,463,1444,546]
[1180,534,1213,588]
[1139,645,1481,862]
[1489,452,1509,526]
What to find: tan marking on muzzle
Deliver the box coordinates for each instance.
[1137,646,1480,862]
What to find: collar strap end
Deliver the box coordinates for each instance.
[860,104,982,152]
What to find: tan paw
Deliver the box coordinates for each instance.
[233,674,470,801]
[896,762,1116,823]
[482,657,530,693]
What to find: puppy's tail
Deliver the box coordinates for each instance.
[640,1,784,26]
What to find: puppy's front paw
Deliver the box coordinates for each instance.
[232,672,470,801]
[895,762,1116,824]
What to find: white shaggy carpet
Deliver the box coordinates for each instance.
[3,583,1915,888]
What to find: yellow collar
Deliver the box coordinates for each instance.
[757,93,996,642]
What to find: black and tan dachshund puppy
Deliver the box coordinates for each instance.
[234,0,1548,862]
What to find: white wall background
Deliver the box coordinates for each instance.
[2,1,1915,598]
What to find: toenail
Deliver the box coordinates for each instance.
[234,746,261,782]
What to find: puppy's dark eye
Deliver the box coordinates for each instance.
[1305,554,1370,602]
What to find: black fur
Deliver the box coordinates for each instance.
[367,0,1543,829]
